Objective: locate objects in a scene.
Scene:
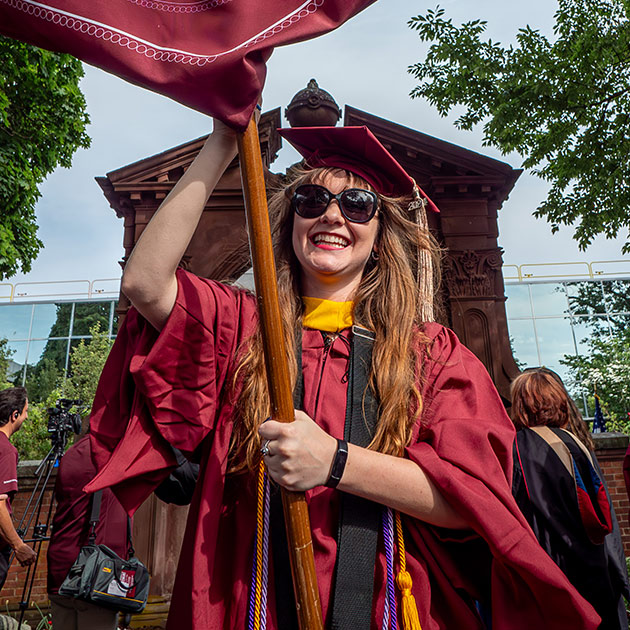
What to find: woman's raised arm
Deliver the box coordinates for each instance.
[121,122,238,330]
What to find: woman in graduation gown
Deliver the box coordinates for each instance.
[511,367,629,629]
[85,116,600,629]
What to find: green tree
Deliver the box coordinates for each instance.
[12,322,114,459]
[0,337,14,385]
[63,322,113,417]
[408,0,630,251]
[560,279,630,432]
[24,357,61,405]
[561,331,630,432]
[11,391,57,460]
[0,36,90,279]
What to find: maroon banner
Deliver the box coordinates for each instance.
[0,0,375,130]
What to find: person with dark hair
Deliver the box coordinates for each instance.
[511,367,630,629]
[0,387,36,588]
[84,120,600,629]
[47,433,129,630]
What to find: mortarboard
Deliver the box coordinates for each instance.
[278,125,439,213]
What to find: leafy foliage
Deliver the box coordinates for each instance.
[408,1,630,250]
[561,279,630,432]
[0,338,14,385]
[25,358,61,405]
[4,322,113,459]
[11,389,60,460]
[63,322,113,417]
[562,331,630,432]
[0,36,90,279]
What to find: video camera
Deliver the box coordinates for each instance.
[47,398,83,456]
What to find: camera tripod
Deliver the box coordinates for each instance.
[10,400,81,630]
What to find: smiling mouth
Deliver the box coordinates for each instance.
[310,234,350,249]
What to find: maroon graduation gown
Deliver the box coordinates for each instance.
[86,269,600,629]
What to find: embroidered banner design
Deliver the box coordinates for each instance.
[0,0,375,129]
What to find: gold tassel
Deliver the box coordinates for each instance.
[395,511,422,630]
[396,569,422,630]
[408,182,434,323]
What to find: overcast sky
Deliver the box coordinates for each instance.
[8,0,630,288]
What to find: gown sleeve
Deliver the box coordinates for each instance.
[404,323,600,630]
[85,269,257,513]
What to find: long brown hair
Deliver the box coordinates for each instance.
[228,167,441,472]
[510,368,594,450]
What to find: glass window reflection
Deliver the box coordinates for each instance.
[570,316,609,355]
[31,303,59,339]
[0,304,33,340]
[601,280,630,315]
[533,319,577,366]
[507,319,539,367]
[565,281,606,315]
[5,341,28,374]
[71,302,113,336]
[529,283,569,317]
[505,285,533,319]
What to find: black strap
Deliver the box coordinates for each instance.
[88,490,134,557]
[127,516,135,558]
[269,334,302,630]
[330,326,380,630]
[271,326,380,629]
[88,490,103,544]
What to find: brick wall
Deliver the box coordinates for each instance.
[594,432,630,556]
[1,460,56,626]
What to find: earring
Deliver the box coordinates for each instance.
[370,249,379,261]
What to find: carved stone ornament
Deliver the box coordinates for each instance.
[285,78,342,128]
[443,249,503,299]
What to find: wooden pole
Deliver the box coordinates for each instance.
[237,117,324,630]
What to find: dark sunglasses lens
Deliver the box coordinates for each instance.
[339,190,376,222]
[293,185,329,218]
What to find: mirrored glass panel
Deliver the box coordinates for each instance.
[565,281,606,315]
[25,338,52,369]
[31,303,60,339]
[5,341,28,379]
[507,319,539,367]
[570,315,610,355]
[529,283,569,317]
[504,285,532,318]
[71,302,114,337]
[601,279,630,315]
[0,304,33,340]
[532,318,577,367]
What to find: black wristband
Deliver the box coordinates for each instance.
[325,439,348,488]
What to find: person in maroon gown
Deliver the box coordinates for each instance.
[86,117,601,629]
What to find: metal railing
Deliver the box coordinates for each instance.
[0,258,629,302]
[0,278,119,302]
[503,260,630,282]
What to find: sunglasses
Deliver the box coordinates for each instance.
[291,184,379,224]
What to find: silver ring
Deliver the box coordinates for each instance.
[260,439,271,457]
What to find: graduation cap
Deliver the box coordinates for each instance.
[278,126,439,213]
